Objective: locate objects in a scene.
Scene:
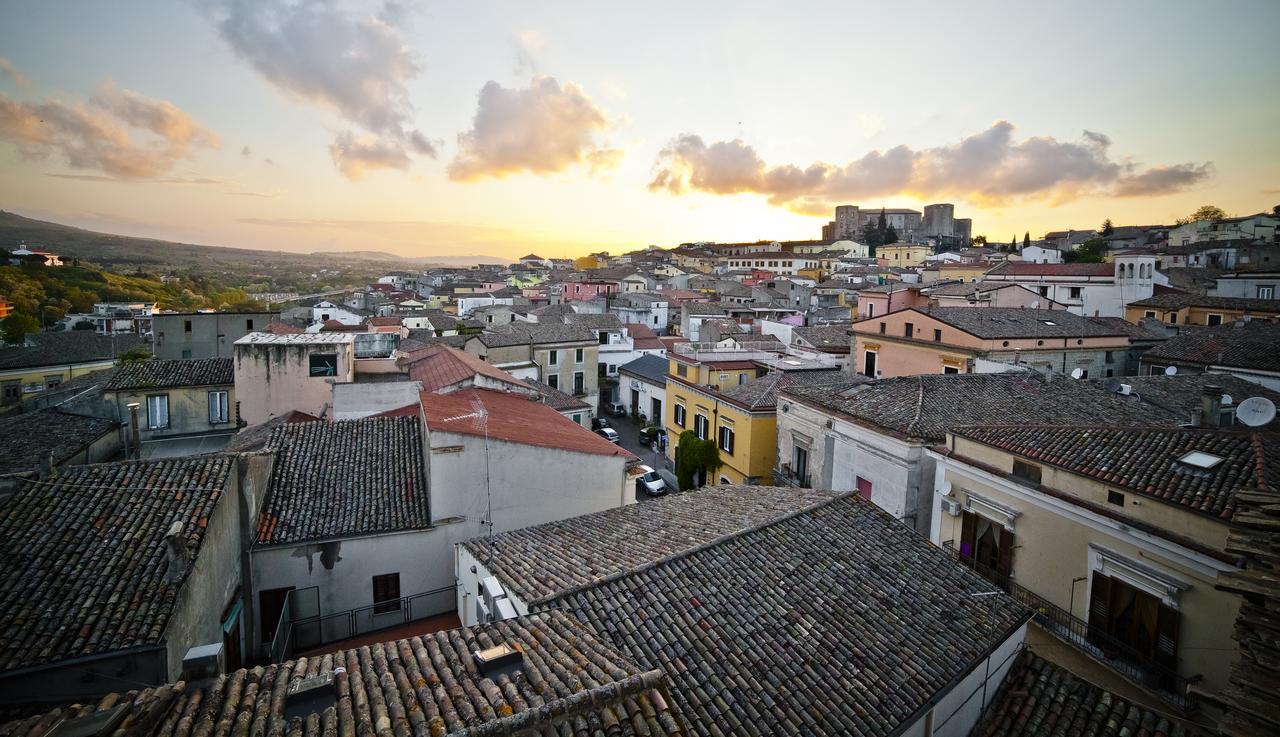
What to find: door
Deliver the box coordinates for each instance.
[862,350,877,378]
[258,586,295,643]
[631,389,640,416]
[651,397,662,423]
[958,510,1013,587]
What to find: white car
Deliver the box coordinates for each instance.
[595,427,621,444]
[636,464,667,495]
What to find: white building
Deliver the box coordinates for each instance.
[1018,244,1064,264]
[233,332,356,425]
[616,353,667,423]
[311,300,367,327]
[609,293,670,333]
[983,253,1155,317]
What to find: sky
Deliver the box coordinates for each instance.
[1,0,1277,260]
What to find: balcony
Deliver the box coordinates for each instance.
[939,540,1196,713]
[773,464,810,489]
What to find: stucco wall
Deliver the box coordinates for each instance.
[109,384,237,441]
[234,341,353,424]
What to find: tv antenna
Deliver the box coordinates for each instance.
[1236,397,1277,428]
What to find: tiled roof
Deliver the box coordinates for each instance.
[403,331,469,350]
[546,492,1031,737]
[622,322,664,350]
[974,652,1205,737]
[525,378,591,412]
[952,425,1279,520]
[399,345,528,394]
[793,324,852,352]
[424,389,634,459]
[781,373,1184,442]
[618,354,669,384]
[896,307,1129,339]
[924,280,1025,297]
[1108,374,1280,428]
[1143,322,1280,372]
[474,322,596,347]
[262,320,303,334]
[256,417,430,545]
[0,408,119,475]
[0,610,686,737]
[565,312,625,330]
[718,367,848,410]
[0,332,142,370]
[1088,316,1170,341]
[0,457,234,672]
[104,358,233,391]
[987,262,1116,277]
[1127,293,1280,312]
[465,485,840,604]
[366,316,403,326]
[222,410,321,453]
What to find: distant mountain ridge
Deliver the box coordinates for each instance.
[0,211,508,268]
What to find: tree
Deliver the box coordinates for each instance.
[1100,218,1114,236]
[118,345,153,362]
[675,430,721,490]
[1176,205,1227,225]
[971,235,987,246]
[1023,232,1031,249]
[2,313,41,344]
[883,225,898,246]
[1063,237,1107,263]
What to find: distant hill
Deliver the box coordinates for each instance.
[0,211,508,271]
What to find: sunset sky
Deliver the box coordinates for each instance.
[1,1,1277,260]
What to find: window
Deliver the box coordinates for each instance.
[738,372,747,385]
[1106,369,1114,377]
[571,413,582,425]
[547,374,559,390]
[1069,287,1082,300]
[959,510,1015,581]
[718,425,735,454]
[943,366,960,374]
[548,349,559,366]
[1012,459,1041,485]
[1087,571,1180,679]
[1105,351,1114,363]
[878,322,886,334]
[855,476,872,501]
[1258,285,1275,300]
[1144,310,1156,319]
[792,446,809,482]
[44,375,62,390]
[866,304,874,317]
[694,413,709,440]
[208,390,229,423]
[1107,490,1125,506]
[905,323,914,338]
[372,573,401,614]
[147,394,170,429]
[184,319,192,333]
[573,371,585,395]
[1206,314,1222,326]
[674,404,686,427]
[309,354,338,376]
[1179,450,1223,469]
[246,319,254,330]
[1169,314,1177,324]
[676,363,687,378]
[934,329,942,342]
[606,364,616,375]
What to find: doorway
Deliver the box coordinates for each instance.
[258,586,295,644]
[862,350,877,378]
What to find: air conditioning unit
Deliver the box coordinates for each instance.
[1119,383,1133,395]
[475,599,492,624]
[940,498,962,517]
[494,597,518,621]
[482,576,504,611]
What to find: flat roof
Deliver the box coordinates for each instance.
[234,332,355,345]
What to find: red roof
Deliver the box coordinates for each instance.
[400,345,529,394]
[367,316,403,327]
[264,321,303,335]
[657,289,709,302]
[624,323,666,351]
[423,389,635,459]
[993,262,1115,277]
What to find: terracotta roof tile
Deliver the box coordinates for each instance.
[1144,322,1280,372]
[0,408,119,475]
[424,389,634,459]
[399,345,529,393]
[105,358,233,391]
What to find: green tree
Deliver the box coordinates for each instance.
[118,345,153,362]
[1023,232,1031,248]
[883,225,898,246]
[1100,218,1114,236]
[1176,205,1227,225]
[971,235,987,246]
[2,313,40,344]
[1063,237,1107,263]
[675,430,721,490]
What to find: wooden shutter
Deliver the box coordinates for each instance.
[959,510,976,560]
[1087,571,1112,648]
[997,527,1015,577]
[1155,604,1180,673]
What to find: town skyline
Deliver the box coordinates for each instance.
[1,1,1277,259]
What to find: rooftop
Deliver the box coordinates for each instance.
[1111,374,1280,428]
[952,424,1279,521]
[0,456,234,672]
[399,345,528,394]
[256,416,430,546]
[1127,292,1280,312]
[104,358,233,391]
[524,378,591,412]
[987,262,1118,278]
[0,332,143,370]
[1143,321,1280,372]
[887,307,1129,340]
[781,373,1183,443]
[424,388,634,459]
[545,492,1031,737]
[471,322,596,347]
[617,353,669,384]
[234,332,354,345]
[793,324,853,352]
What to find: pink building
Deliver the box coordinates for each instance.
[856,283,929,319]
[563,281,620,301]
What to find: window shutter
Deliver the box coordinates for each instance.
[1155,604,1180,672]
[1087,571,1112,648]
[997,527,1015,578]
[959,510,976,559]
[209,392,218,422]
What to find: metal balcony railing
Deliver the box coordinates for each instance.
[939,540,1196,713]
[273,585,455,662]
[772,465,811,488]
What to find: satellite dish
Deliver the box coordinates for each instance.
[1070,368,1084,379]
[1236,397,1277,427]
[1221,394,1233,406]
[1029,300,1040,309]
[940,481,953,496]
[1164,366,1178,376]
[1104,377,1122,392]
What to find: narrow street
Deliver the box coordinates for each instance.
[599,408,679,501]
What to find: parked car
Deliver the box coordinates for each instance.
[639,426,666,449]
[606,401,626,417]
[635,464,667,496]
[595,427,620,443]
[591,417,612,431]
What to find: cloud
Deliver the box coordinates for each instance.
[45,173,222,185]
[0,82,219,179]
[0,58,27,88]
[650,121,1212,211]
[209,0,436,179]
[448,75,619,181]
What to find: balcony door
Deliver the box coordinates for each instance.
[1087,571,1179,678]
[959,510,1013,584]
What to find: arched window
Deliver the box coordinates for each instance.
[1116,263,1124,279]
[1127,263,1135,278]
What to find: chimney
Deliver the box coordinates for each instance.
[164,521,188,583]
[1201,385,1224,427]
[38,450,54,479]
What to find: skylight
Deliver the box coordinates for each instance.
[1040,320,1057,326]
[1179,450,1223,470]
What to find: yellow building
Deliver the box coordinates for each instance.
[878,244,933,267]
[664,350,845,485]
[0,332,141,406]
[574,254,605,270]
[1124,293,1280,327]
